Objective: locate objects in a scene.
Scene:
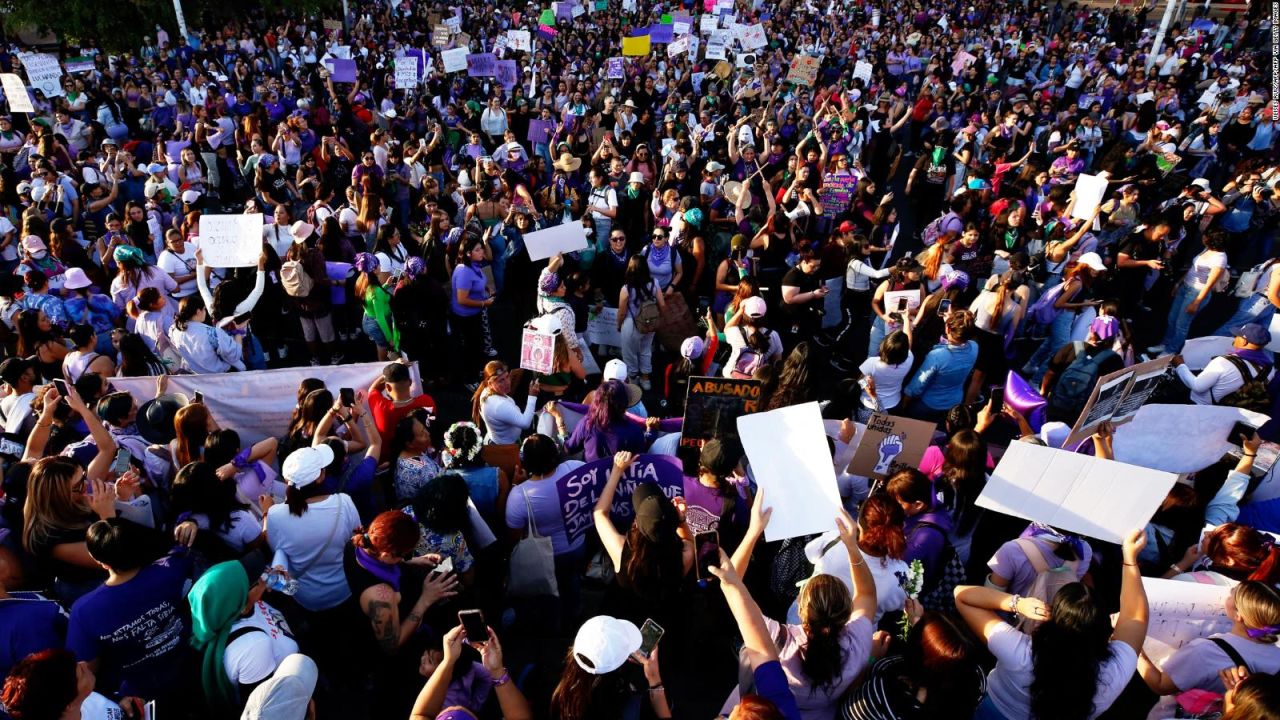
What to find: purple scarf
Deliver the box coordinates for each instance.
[1233,347,1274,367]
[354,545,402,591]
[1020,523,1088,561]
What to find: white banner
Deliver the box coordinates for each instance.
[111,362,423,446]
[18,53,63,98]
[1141,577,1232,666]
[0,74,33,113]
[523,222,589,261]
[507,30,531,51]
[199,214,264,268]
[1112,403,1271,474]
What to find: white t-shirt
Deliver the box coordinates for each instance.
[0,217,17,262]
[224,601,299,685]
[263,224,293,259]
[0,391,34,434]
[193,509,262,553]
[80,692,123,719]
[375,245,408,278]
[158,246,199,297]
[265,493,362,612]
[1183,250,1229,291]
[858,352,915,412]
[984,622,1137,719]
[722,326,783,379]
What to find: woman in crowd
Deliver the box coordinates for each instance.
[450,233,496,382]
[722,296,784,379]
[956,528,1149,720]
[902,310,979,422]
[617,255,665,391]
[15,310,67,383]
[856,329,915,421]
[355,252,400,362]
[966,268,1025,402]
[548,380,653,463]
[408,473,479,587]
[796,493,905,625]
[168,295,245,374]
[473,360,539,446]
[1022,253,1105,382]
[109,245,175,315]
[388,409,443,504]
[169,461,264,556]
[61,324,114,384]
[441,421,508,529]
[868,258,925,361]
[550,615,669,720]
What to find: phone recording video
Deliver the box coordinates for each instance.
[695,531,720,581]
[638,618,664,658]
[458,609,487,643]
[340,387,355,408]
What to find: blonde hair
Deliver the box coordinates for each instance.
[1234,581,1280,644]
[22,457,93,553]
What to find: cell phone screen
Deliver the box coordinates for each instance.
[695,531,720,581]
[458,610,487,643]
[990,387,1005,411]
[111,448,132,476]
[938,299,952,316]
[639,618,664,658]
[897,298,908,312]
[340,387,355,407]
[1230,421,1256,446]
[193,391,204,404]
[52,379,68,397]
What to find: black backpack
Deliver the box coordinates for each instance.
[913,521,969,614]
[1215,356,1273,414]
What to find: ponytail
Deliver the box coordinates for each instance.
[1248,546,1280,585]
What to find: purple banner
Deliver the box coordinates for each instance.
[650,23,674,44]
[496,60,519,90]
[526,118,555,145]
[326,58,357,83]
[555,454,685,545]
[466,53,497,77]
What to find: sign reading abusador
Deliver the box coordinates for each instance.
[555,454,684,545]
[681,376,762,449]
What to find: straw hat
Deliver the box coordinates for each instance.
[553,152,582,172]
[723,181,752,209]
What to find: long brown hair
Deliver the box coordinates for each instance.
[549,647,632,720]
[470,361,510,430]
[174,403,212,467]
[796,574,852,694]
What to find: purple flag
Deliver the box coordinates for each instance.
[650,23,674,43]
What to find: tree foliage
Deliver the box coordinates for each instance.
[3,0,339,52]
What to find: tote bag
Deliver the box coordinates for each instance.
[507,488,559,597]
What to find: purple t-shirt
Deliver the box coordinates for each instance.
[681,476,749,535]
[987,536,1090,596]
[451,263,488,317]
[504,461,585,556]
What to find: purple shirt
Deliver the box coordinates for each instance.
[987,536,1091,596]
[450,263,488,316]
[503,462,586,556]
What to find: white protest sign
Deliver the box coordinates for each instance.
[700,15,719,33]
[394,57,419,89]
[1141,577,1232,666]
[198,214,265,268]
[1112,403,1271,475]
[18,53,63,98]
[328,45,352,59]
[1180,335,1236,370]
[586,307,622,347]
[111,362,422,446]
[740,23,768,50]
[738,402,841,542]
[668,36,690,57]
[705,42,727,60]
[673,19,691,35]
[0,74,34,113]
[507,30,532,51]
[441,47,468,74]
[1071,173,1109,221]
[976,441,1178,543]
[523,222,589,261]
[853,61,874,85]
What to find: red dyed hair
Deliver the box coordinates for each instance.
[858,493,906,560]
[730,695,786,720]
[1203,523,1280,583]
[356,510,421,558]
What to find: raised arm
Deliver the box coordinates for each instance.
[593,452,634,571]
[836,508,877,621]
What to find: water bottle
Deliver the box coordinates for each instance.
[264,568,299,596]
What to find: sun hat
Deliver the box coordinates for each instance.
[62,267,93,290]
[289,221,315,244]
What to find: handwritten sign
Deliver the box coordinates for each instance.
[432,26,451,47]
[682,377,763,449]
[496,61,519,90]
[740,23,768,50]
[199,214,264,268]
[507,29,531,51]
[819,173,858,218]
[18,53,63,97]
[606,57,626,79]
[700,15,719,33]
[323,19,343,34]
[0,74,34,113]
[586,307,622,347]
[853,60,874,85]
[848,413,937,478]
[441,48,468,74]
[951,50,977,75]
[667,36,690,57]
[555,455,684,544]
[520,326,555,374]
[787,55,820,86]
[394,57,419,89]
[466,53,497,77]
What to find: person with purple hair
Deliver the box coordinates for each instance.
[547,380,656,463]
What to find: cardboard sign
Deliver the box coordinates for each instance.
[199,214,265,268]
[606,57,626,79]
[700,15,719,33]
[507,29,532,51]
[705,42,727,61]
[555,454,684,545]
[951,50,976,75]
[466,53,497,77]
[738,403,841,542]
[1067,355,1173,445]
[739,23,768,50]
[1141,578,1233,666]
[847,413,937,478]
[787,55,820,86]
[441,47,468,74]
[394,57,419,89]
[0,74,34,113]
[681,377,763,449]
[523,222,589,261]
[323,19,344,33]
[818,173,858,219]
[667,36,690,57]
[976,441,1178,544]
[432,26,451,47]
[853,60,874,84]
[520,326,555,374]
[18,53,63,97]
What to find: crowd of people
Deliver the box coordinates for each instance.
[0,0,1273,718]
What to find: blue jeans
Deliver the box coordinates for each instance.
[1024,309,1076,383]
[1162,283,1204,353]
[1215,293,1277,336]
[362,313,390,349]
[488,230,507,296]
[972,696,1013,720]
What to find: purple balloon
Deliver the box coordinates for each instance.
[1005,370,1047,432]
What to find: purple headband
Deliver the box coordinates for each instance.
[405,256,426,278]
[940,269,970,292]
[354,252,380,274]
[1246,624,1280,639]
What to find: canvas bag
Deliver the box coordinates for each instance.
[1215,356,1273,414]
[1014,537,1079,633]
[280,259,314,297]
[507,489,558,597]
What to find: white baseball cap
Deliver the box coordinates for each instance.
[282,444,334,488]
[603,358,629,382]
[241,654,318,720]
[1076,252,1106,272]
[572,616,641,674]
[743,296,767,318]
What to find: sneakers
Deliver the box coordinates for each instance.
[638,375,651,391]
[329,352,344,365]
[1146,344,1166,354]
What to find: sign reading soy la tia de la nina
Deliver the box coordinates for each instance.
[555,454,684,544]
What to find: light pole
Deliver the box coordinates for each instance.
[172,0,189,44]
[1145,0,1177,72]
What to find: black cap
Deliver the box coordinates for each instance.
[699,439,742,477]
[631,482,678,541]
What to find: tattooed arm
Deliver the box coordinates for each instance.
[361,571,460,655]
